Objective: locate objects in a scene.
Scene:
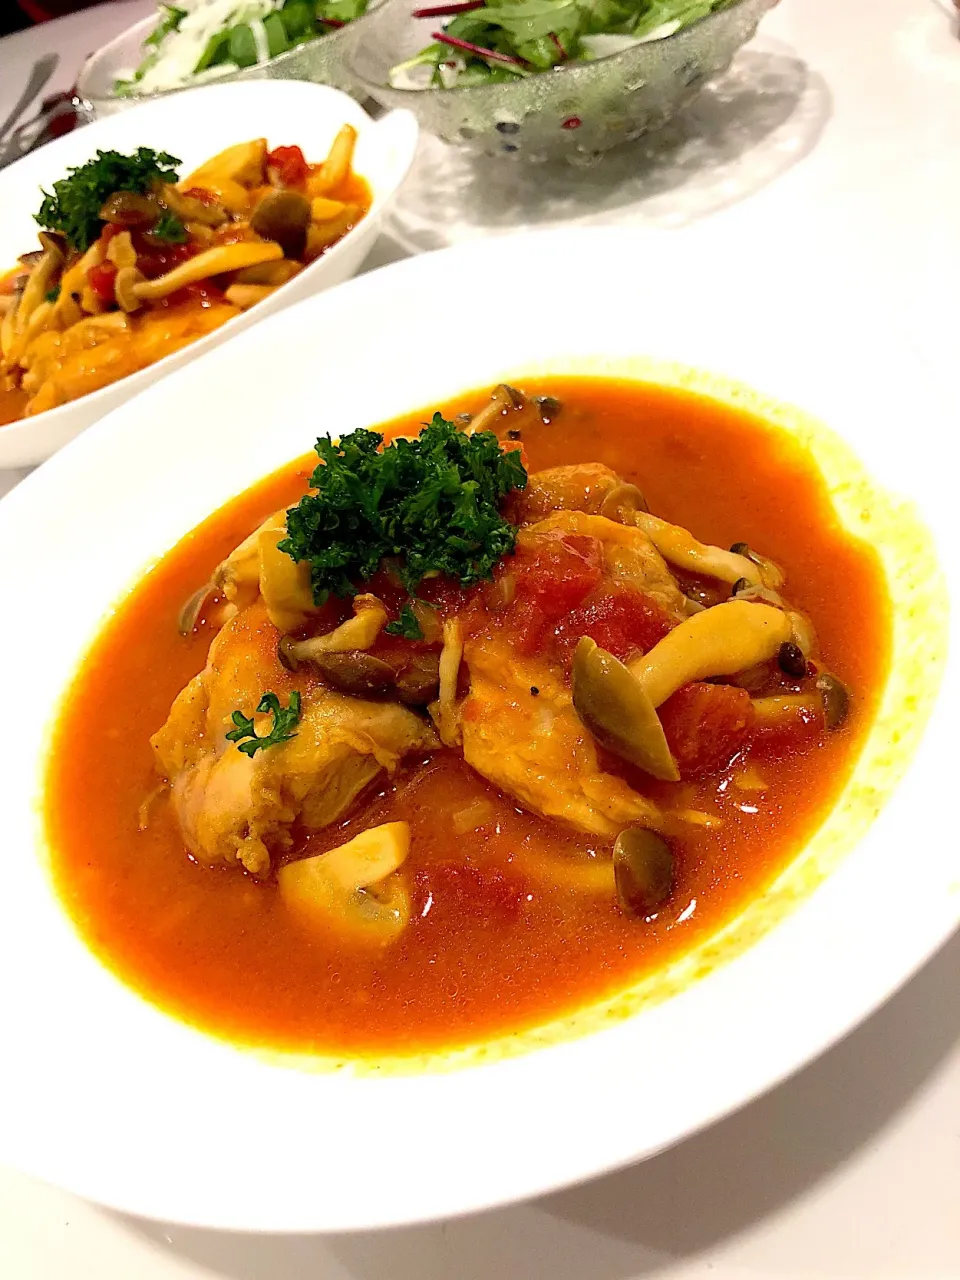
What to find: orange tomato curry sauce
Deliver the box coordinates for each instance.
[46,378,890,1058]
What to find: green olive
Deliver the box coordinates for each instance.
[816,672,850,729]
[614,828,674,917]
[250,189,311,259]
[571,637,680,782]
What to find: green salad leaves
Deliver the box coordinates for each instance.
[279,413,527,605]
[115,0,371,98]
[35,148,181,252]
[390,0,738,87]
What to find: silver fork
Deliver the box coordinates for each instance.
[0,94,93,170]
[0,53,60,147]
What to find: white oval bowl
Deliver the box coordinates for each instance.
[0,79,417,468]
[0,226,955,1232]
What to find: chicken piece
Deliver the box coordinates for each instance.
[24,302,238,415]
[528,510,688,622]
[517,463,621,522]
[152,600,438,875]
[460,635,662,838]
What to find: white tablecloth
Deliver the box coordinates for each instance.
[1,1,959,1276]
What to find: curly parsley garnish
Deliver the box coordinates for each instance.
[279,413,527,605]
[226,691,302,757]
[35,147,181,253]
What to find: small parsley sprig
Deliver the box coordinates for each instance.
[151,211,187,243]
[226,691,302,757]
[279,413,527,605]
[35,147,181,253]
[385,602,424,640]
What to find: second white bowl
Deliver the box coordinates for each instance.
[0,79,417,469]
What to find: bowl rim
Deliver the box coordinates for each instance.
[351,0,779,101]
[76,0,392,107]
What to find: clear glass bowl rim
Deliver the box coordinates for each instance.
[350,0,776,101]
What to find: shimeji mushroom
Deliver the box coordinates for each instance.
[429,618,464,747]
[599,482,648,521]
[223,283,278,310]
[279,821,411,943]
[573,600,793,782]
[278,595,389,670]
[1,233,63,365]
[142,242,286,308]
[250,190,311,259]
[632,512,784,590]
[462,384,522,435]
[613,828,675,917]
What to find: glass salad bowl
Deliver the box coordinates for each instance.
[77,4,388,117]
[350,0,780,162]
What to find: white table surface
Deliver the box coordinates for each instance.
[1,1,959,1276]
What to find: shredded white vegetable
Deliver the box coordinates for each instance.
[120,0,284,94]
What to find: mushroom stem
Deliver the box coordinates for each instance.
[463,384,519,436]
[627,601,792,708]
[632,512,783,588]
[430,618,464,747]
[132,241,283,303]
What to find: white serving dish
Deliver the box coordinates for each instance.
[0,78,417,469]
[0,226,954,1233]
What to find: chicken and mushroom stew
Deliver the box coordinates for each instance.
[0,131,368,424]
[46,377,890,1057]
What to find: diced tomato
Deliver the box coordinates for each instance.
[266,145,308,189]
[417,574,476,621]
[414,863,529,925]
[134,240,195,280]
[159,281,226,308]
[751,697,825,759]
[501,531,605,655]
[181,186,219,206]
[659,682,756,779]
[87,261,117,302]
[554,588,674,664]
[99,222,125,245]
